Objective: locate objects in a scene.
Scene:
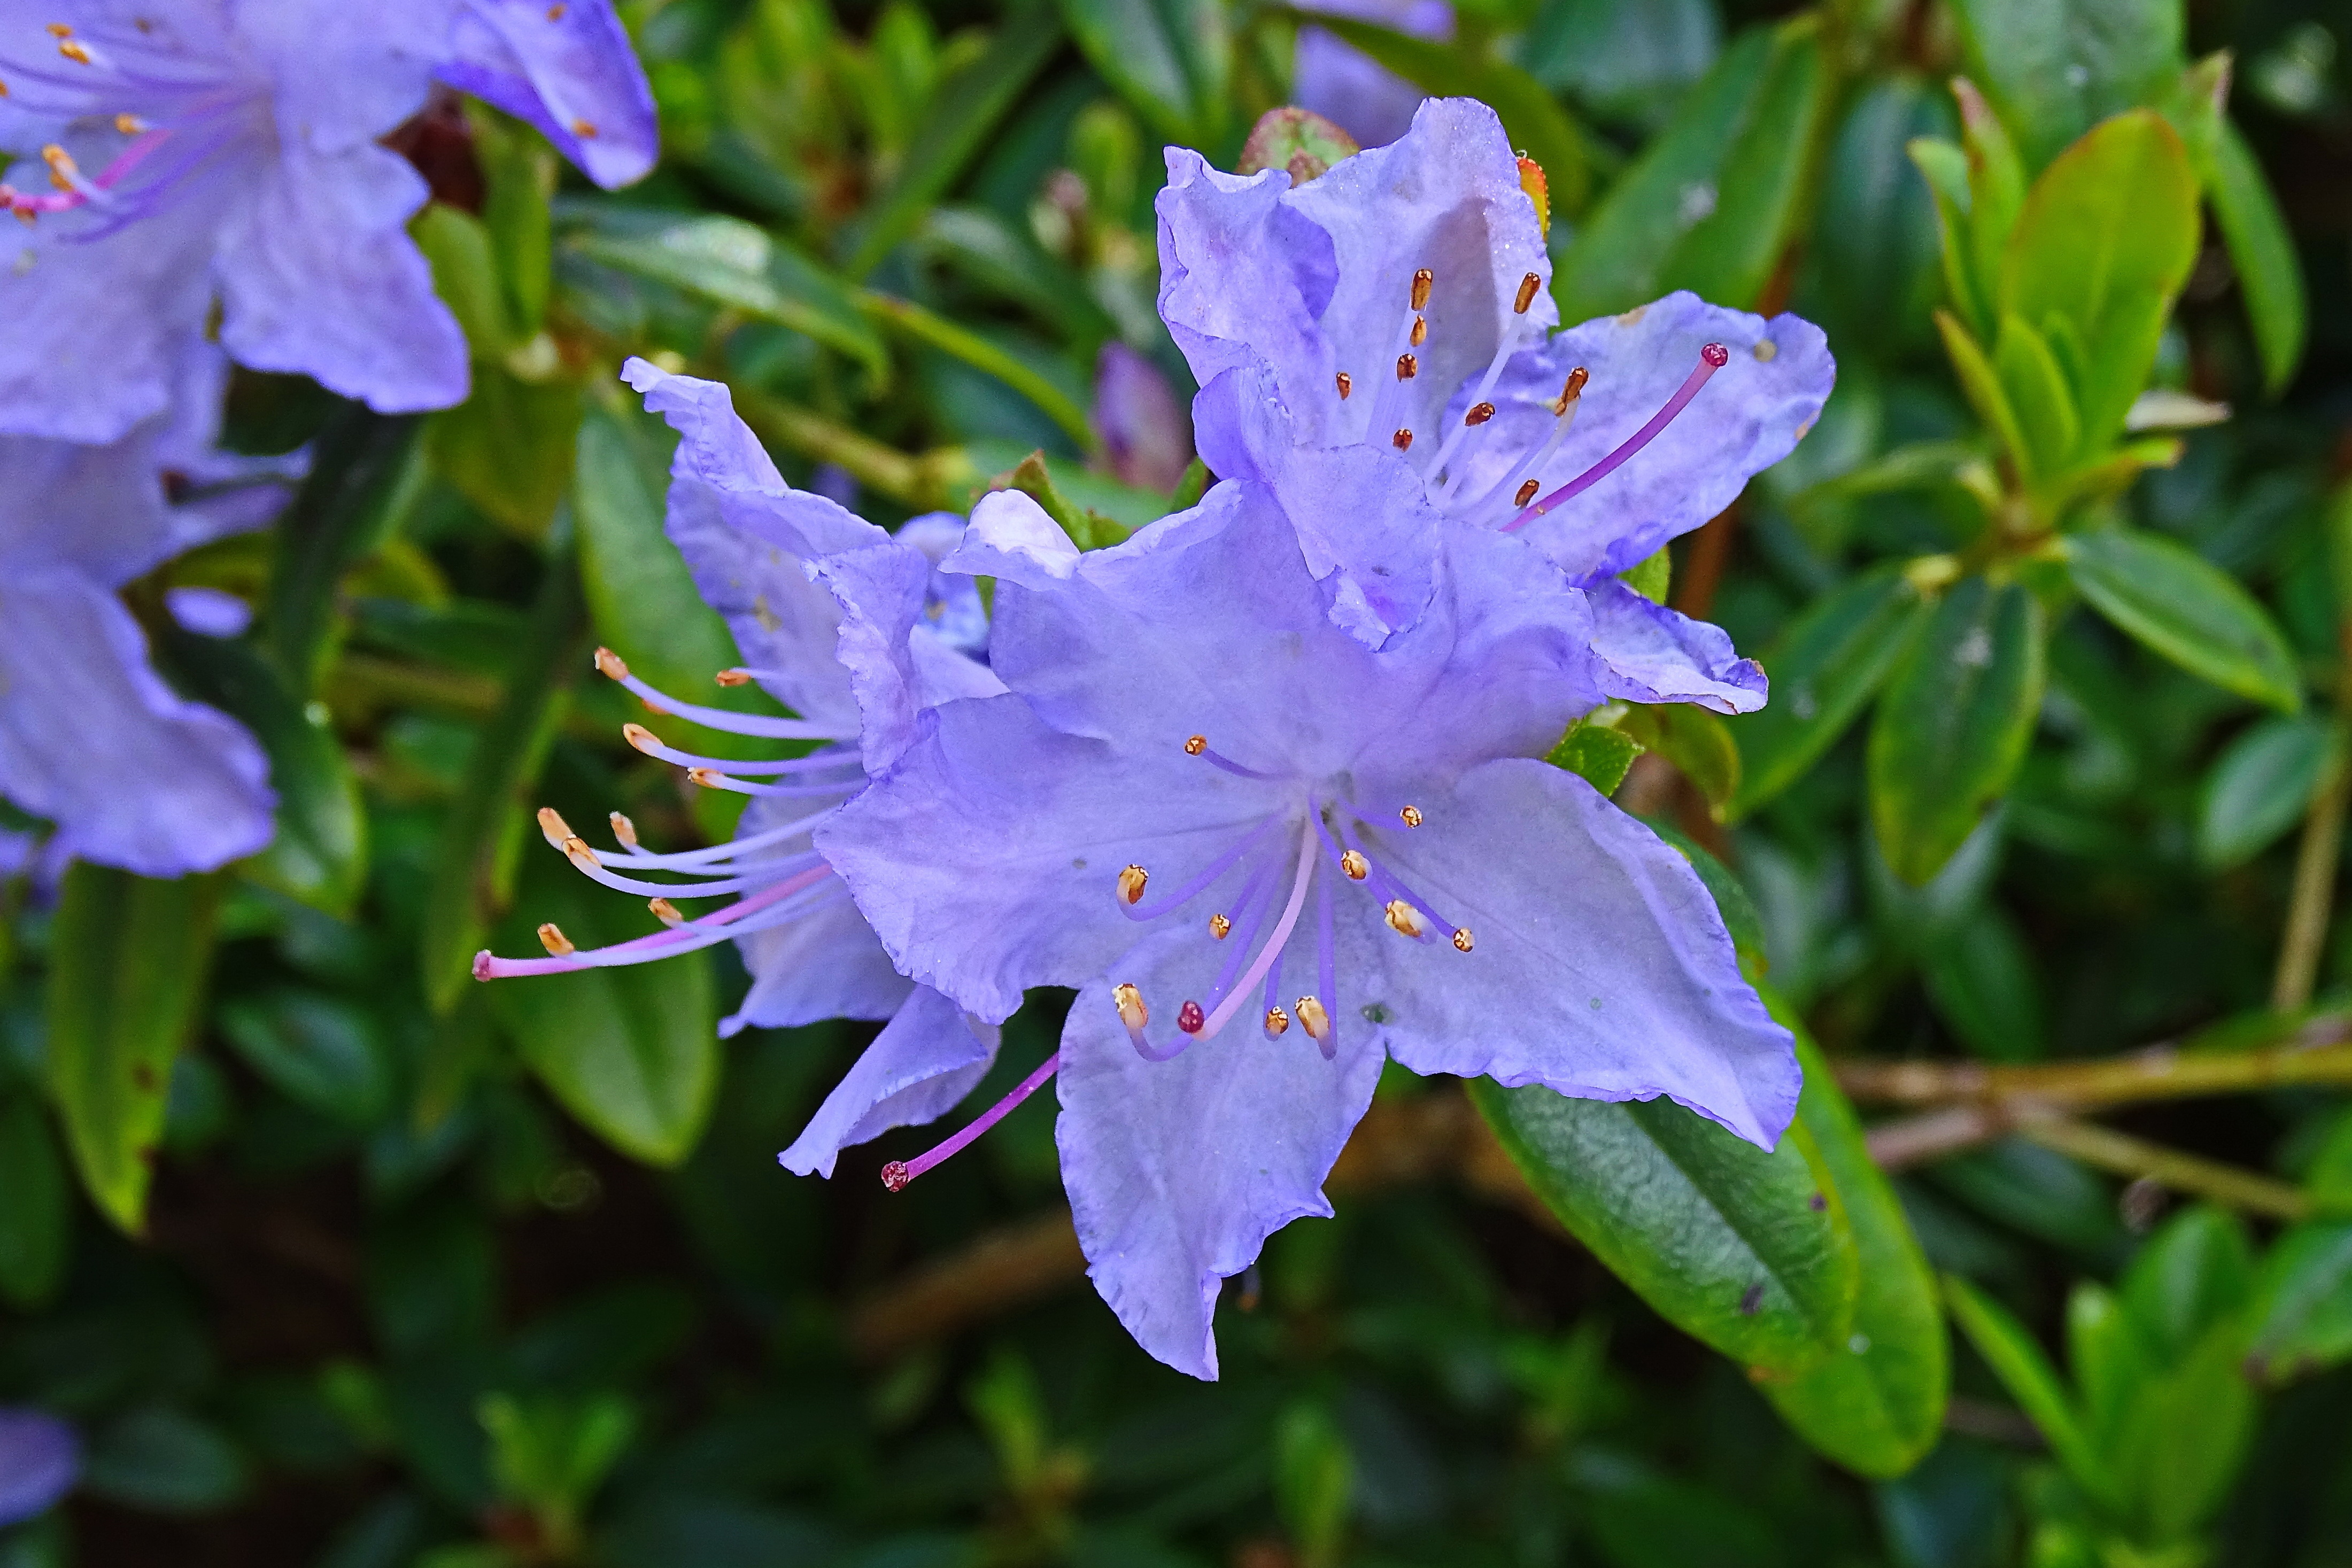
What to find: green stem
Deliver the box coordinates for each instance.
[856,292,1102,455]
[2013,1113,2311,1220]
[729,387,977,511]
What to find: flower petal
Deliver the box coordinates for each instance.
[437,0,658,189]
[812,537,1005,776]
[1584,580,1767,714]
[777,985,998,1177]
[1093,341,1195,492]
[1362,757,1799,1147]
[0,1407,79,1527]
[1057,927,1386,1378]
[0,572,274,878]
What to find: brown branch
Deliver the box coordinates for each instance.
[2010,1114,2311,1221]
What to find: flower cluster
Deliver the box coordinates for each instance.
[475,99,1837,1378]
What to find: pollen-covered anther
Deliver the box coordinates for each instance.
[572,119,598,138]
[879,1161,910,1193]
[1399,805,1423,827]
[1264,1005,1290,1037]
[561,835,600,872]
[1183,734,1207,756]
[1553,366,1589,415]
[1452,927,1476,952]
[1339,849,1368,881]
[43,22,72,35]
[1296,995,1331,1041]
[1464,403,1495,427]
[537,922,576,957]
[686,766,722,788]
[714,668,753,687]
[1409,315,1427,347]
[1178,999,1206,1034]
[1384,898,1428,938]
[39,145,77,191]
[1701,341,1730,368]
[546,2,568,16]
[1391,429,1413,453]
[621,721,661,754]
[1113,982,1148,1031]
[1209,913,1232,940]
[536,806,574,848]
[608,811,639,848]
[593,646,629,681]
[57,37,89,62]
[1335,371,1352,400]
[1117,863,1149,905]
[1514,479,1539,507]
[1396,353,1418,381]
[114,113,145,134]
[1514,271,1541,313]
[648,897,684,928]
[1410,267,1433,311]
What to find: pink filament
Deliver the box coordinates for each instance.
[471,863,832,979]
[1502,344,1729,533]
[881,1050,1062,1191]
[4,126,171,215]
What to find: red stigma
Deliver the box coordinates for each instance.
[880,1160,911,1192]
[1701,341,1730,368]
[1178,999,1206,1034]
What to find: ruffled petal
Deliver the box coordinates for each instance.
[813,538,1005,776]
[1362,757,1799,1147]
[0,572,274,877]
[1057,926,1387,1378]
[437,0,657,189]
[1584,580,1767,714]
[777,985,999,1177]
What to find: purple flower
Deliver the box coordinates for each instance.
[1157,97,1831,705]
[0,1407,78,1526]
[1092,342,1194,494]
[817,474,1800,1378]
[1291,0,1450,150]
[0,1,655,443]
[0,340,278,876]
[474,361,1006,1179]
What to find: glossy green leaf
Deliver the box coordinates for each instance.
[419,553,587,1013]
[1302,17,1593,218]
[861,292,1098,453]
[1908,137,1986,336]
[1556,18,1830,320]
[487,854,719,1167]
[0,1091,69,1309]
[266,408,427,693]
[2208,118,2307,397]
[415,203,516,356]
[2244,1220,2352,1384]
[2065,527,2302,711]
[1470,1080,1858,1375]
[2120,1204,2253,1358]
[1917,902,2045,1061]
[1993,313,2081,476]
[1805,76,1953,347]
[1868,577,2046,884]
[1932,311,2031,470]
[1757,1022,1947,1478]
[217,991,393,1127]
[1948,0,2185,169]
[1943,1274,2111,1504]
[2066,1283,2141,1448]
[1618,701,1739,812]
[2198,715,2339,868]
[1999,111,2199,451]
[159,630,368,918]
[1059,0,1228,146]
[564,210,887,382]
[425,370,581,540]
[46,865,223,1234]
[1546,715,1643,797]
[2117,1323,2255,1543]
[1727,565,1929,819]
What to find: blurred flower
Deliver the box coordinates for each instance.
[1093,341,1193,493]
[0,0,656,443]
[1291,0,1450,150]
[0,1408,80,1526]
[819,480,1799,1378]
[1159,97,1831,702]
[475,360,1007,1180]
[0,340,282,876]
[164,583,254,638]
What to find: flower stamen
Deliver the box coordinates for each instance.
[879,1050,1063,1192]
[1504,344,1729,533]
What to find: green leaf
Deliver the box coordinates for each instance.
[419,553,587,1013]
[82,1408,251,1513]
[46,866,223,1234]
[1999,111,2200,451]
[2245,1220,2352,1384]
[1932,311,2032,472]
[1942,1274,2111,1504]
[1619,546,1672,605]
[1058,0,1228,146]
[1948,0,2185,169]
[2116,1322,2255,1542]
[1993,313,2082,476]
[1917,902,2045,1061]
[425,370,581,540]
[1618,702,1739,812]
[266,408,428,694]
[2208,118,2307,396]
[1546,715,1644,796]
[1757,1021,1947,1478]
[158,630,368,918]
[1556,18,1830,321]
[1470,1080,1858,1375]
[0,1091,69,1309]
[1953,80,2027,323]
[996,450,1134,549]
[1726,565,1929,820]
[861,292,1099,454]
[473,106,557,338]
[2065,527,2302,711]
[1868,577,2046,884]
[217,991,393,1128]
[1236,106,1360,184]
[486,855,719,1167]
[2198,715,2339,868]
[2118,1204,2253,1359]
[843,5,1064,278]
[415,203,517,356]
[1908,137,1987,337]
[1301,17,1593,218]
[563,210,887,384]
[2066,1282,2142,1447]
